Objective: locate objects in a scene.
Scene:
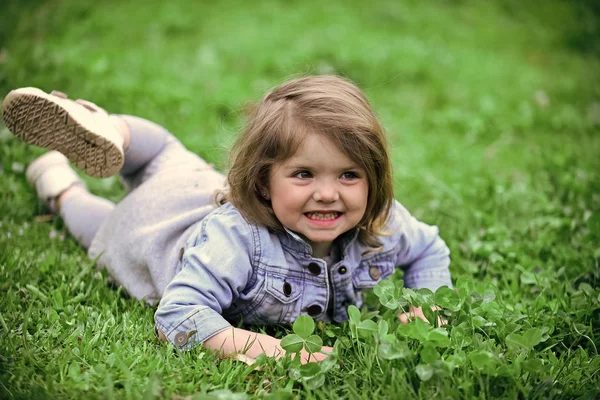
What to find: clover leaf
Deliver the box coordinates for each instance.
[280,334,304,353]
[293,315,315,339]
[280,314,323,356]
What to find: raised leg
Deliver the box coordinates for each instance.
[114,115,170,176]
[2,88,125,178]
[1,87,209,186]
[111,114,213,191]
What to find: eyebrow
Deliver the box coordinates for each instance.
[284,163,363,171]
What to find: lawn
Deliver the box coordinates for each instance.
[1,0,599,398]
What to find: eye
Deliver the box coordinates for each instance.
[293,170,312,179]
[340,171,360,180]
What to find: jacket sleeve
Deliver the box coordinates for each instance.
[389,201,452,291]
[154,208,255,348]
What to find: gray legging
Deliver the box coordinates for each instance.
[59,115,173,248]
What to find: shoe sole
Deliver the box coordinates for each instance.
[2,92,123,178]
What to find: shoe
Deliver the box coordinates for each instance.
[26,151,85,213]
[1,87,124,178]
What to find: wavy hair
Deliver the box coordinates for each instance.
[222,75,393,249]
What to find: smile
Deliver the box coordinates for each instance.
[304,212,342,221]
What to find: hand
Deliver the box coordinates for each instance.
[297,346,333,364]
[157,327,333,365]
[397,305,446,326]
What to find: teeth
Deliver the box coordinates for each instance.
[307,212,338,221]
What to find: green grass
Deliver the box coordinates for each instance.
[1,0,599,398]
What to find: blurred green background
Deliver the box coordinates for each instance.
[2,0,598,178]
[2,0,598,254]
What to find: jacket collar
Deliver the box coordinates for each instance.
[279,226,360,258]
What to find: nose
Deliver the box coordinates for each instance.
[313,180,339,203]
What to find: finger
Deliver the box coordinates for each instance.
[398,313,410,324]
[415,313,430,323]
[300,348,332,363]
[406,306,426,321]
[305,351,328,363]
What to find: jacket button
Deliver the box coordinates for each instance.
[174,332,188,346]
[369,266,381,280]
[307,305,322,317]
[179,247,185,261]
[307,262,321,276]
[283,281,293,297]
[338,265,347,274]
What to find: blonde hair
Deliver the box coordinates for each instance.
[223,75,393,249]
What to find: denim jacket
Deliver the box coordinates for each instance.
[154,200,451,348]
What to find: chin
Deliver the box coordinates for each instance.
[305,233,338,243]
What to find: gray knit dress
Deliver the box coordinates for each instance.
[88,136,226,304]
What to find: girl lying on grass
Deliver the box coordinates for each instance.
[2,75,451,363]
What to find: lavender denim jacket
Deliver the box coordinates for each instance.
[154,201,451,348]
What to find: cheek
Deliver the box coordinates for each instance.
[341,186,367,217]
[352,185,370,219]
[355,183,370,209]
[271,187,302,216]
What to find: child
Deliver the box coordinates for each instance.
[2,76,452,363]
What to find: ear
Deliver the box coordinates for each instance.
[256,184,270,200]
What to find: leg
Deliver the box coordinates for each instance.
[112,115,170,176]
[26,151,116,249]
[2,88,125,178]
[58,186,115,249]
[112,114,213,191]
[1,87,207,185]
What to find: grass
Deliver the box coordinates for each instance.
[1,0,599,398]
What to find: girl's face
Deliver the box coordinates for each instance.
[266,133,369,258]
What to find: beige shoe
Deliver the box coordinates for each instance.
[26,151,84,212]
[2,87,124,178]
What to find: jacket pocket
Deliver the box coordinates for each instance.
[352,260,394,289]
[265,273,302,304]
[248,273,302,325]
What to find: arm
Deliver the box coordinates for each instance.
[391,201,452,291]
[154,208,330,362]
[154,209,256,347]
[157,326,330,363]
[389,201,451,324]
